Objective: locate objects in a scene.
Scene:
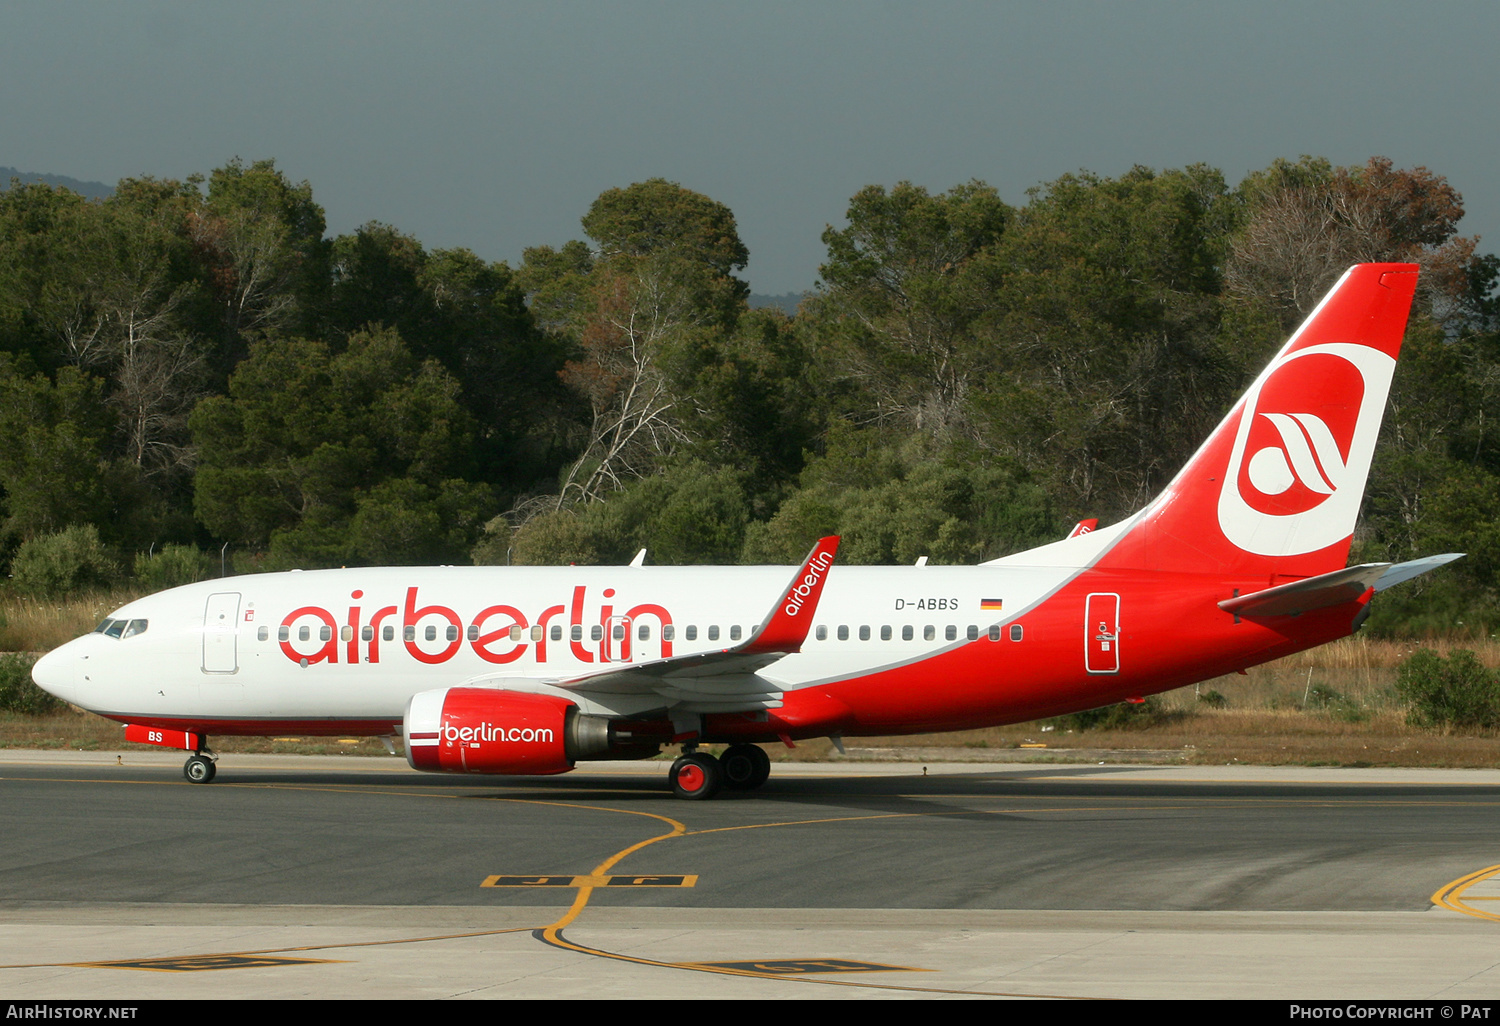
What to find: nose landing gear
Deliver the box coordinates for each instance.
[184,749,217,783]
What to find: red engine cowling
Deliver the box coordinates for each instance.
[404,688,578,775]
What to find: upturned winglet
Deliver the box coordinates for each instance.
[742,536,840,654]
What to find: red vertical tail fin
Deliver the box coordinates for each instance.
[1104,264,1419,579]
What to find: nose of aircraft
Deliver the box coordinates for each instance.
[31,642,79,704]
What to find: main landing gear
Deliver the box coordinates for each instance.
[668,744,771,800]
[184,748,217,783]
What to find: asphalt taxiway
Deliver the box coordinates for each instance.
[4,751,1500,999]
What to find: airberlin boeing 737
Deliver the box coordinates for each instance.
[32,264,1461,798]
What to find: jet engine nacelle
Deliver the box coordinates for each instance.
[403,687,615,775]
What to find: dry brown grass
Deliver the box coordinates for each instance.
[0,589,142,654]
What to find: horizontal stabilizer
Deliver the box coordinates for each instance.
[1372,553,1464,592]
[1220,552,1464,617]
[1219,564,1390,617]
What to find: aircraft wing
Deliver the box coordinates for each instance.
[543,536,840,712]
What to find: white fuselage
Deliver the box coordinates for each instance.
[35,560,1072,728]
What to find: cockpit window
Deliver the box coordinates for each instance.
[92,617,148,639]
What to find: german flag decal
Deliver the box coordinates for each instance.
[980,598,1003,610]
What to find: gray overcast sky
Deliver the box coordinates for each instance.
[2,1,1496,295]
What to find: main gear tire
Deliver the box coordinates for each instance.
[670,752,722,800]
[720,744,771,790]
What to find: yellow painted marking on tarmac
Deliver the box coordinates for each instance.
[524,802,687,934]
[482,874,696,887]
[1432,864,1500,923]
[15,768,1490,996]
[518,800,1102,997]
[691,957,924,975]
[73,954,344,973]
[536,929,1092,998]
[0,928,539,971]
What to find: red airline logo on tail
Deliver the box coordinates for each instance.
[1219,342,1394,555]
[1237,351,1365,515]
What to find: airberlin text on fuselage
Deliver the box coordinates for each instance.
[277,585,673,667]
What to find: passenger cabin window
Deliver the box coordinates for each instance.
[988,625,1001,641]
[279,626,290,642]
[730,625,741,641]
[923,625,935,641]
[902,625,914,641]
[708,626,720,641]
[945,625,956,641]
[859,626,870,641]
[966,625,979,641]
[1010,624,1024,641]
[551,625,563,641]
[638,624,650,641]
[662,625,674,641]
[838,625,849,641]
[258,626,269,641]
[591,625,603,641]
[384,626,395,642]
[686,625,698,641]
[816,625,827,641]
[881,626,892,641]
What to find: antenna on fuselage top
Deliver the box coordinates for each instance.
[629,549,647,567]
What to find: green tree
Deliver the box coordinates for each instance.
[972,164,1239,517]
[742,425,1054,565]
[328,224,574,495]
[0,363,120,541]
[1228,156,1476,331]
[543,180,755,509]
[581,177,749,315]
[816,180,1011,436]
[191,325,493,567]
[193,158,329,366]
[11,524,119,596]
